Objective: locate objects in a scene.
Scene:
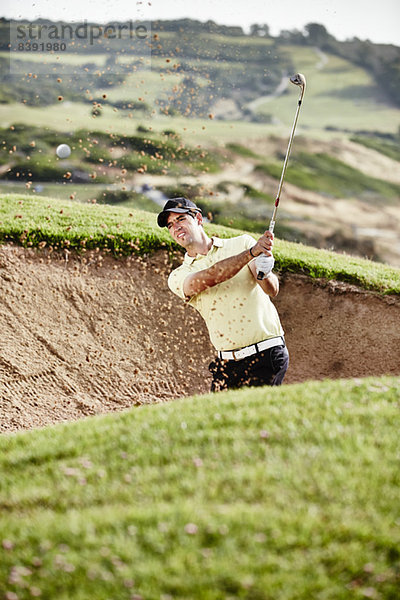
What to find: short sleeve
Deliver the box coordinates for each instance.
[168,265,191,300]
[241,233,257,250]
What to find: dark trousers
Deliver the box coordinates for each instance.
[209,343,289,392]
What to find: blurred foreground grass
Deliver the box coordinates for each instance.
[0,377,399,599]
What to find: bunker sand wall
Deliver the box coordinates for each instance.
[1,245,399,433]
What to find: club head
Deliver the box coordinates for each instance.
[290,73,306,88]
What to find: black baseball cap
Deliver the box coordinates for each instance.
[157,197,202,228]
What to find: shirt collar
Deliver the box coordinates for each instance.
[183,236,224,264]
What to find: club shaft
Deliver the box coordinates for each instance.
[269,91,305,234]
[257,75,305,280]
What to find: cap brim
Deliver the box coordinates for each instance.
[157,207,191,227]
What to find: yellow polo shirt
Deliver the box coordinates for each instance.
[168,235,284,351]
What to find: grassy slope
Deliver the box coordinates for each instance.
[0,51,108,66]
[2,43,399,138]
[257,47,400,134]
[0,101,290,145]
[1,194,400,294]
[1,377,399,599]
[256,152,400,200]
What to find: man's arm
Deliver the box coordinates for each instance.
[183,249,252,297]
[183,231,273,298]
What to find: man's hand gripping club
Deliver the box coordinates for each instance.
[251,231,275,280]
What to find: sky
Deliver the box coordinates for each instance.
[3,0,400,46]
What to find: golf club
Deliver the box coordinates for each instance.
[257,72,306,280]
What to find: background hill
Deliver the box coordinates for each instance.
[0,17,399,265]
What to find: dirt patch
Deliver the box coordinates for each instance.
[1,244,399,433]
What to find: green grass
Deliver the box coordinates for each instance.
[0,182,120,203]
[0,101,287,145]
[104,69,187,106]
[96,189,160,212]
[271,237,400,293]
[256,152,400,200]
[1,194,400,293]
[0,51,108,66]
[0,193,170,255]
[350,136,400,163]
[225,143,260,158]
[0,377,399,599]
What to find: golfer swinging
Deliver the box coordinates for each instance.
[158,197,289,391]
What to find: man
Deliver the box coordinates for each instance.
[157,197,289,391]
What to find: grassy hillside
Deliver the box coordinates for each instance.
[1,194,400,294]
[0,101,289,144]
[256,48,400,133]
[0,123,220,186]
[1,40,399,137]
[1,377,399,599]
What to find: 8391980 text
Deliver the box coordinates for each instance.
[17,42,67,51]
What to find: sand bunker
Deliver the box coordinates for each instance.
[1,244,399,433]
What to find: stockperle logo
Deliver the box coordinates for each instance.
[9,19,152,75]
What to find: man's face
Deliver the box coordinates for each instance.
[166,211,201,247]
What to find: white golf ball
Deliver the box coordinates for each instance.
[56,143,71,159]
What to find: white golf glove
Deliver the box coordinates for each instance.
[255,253,275,279]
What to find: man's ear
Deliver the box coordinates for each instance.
[195,212,203,226]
